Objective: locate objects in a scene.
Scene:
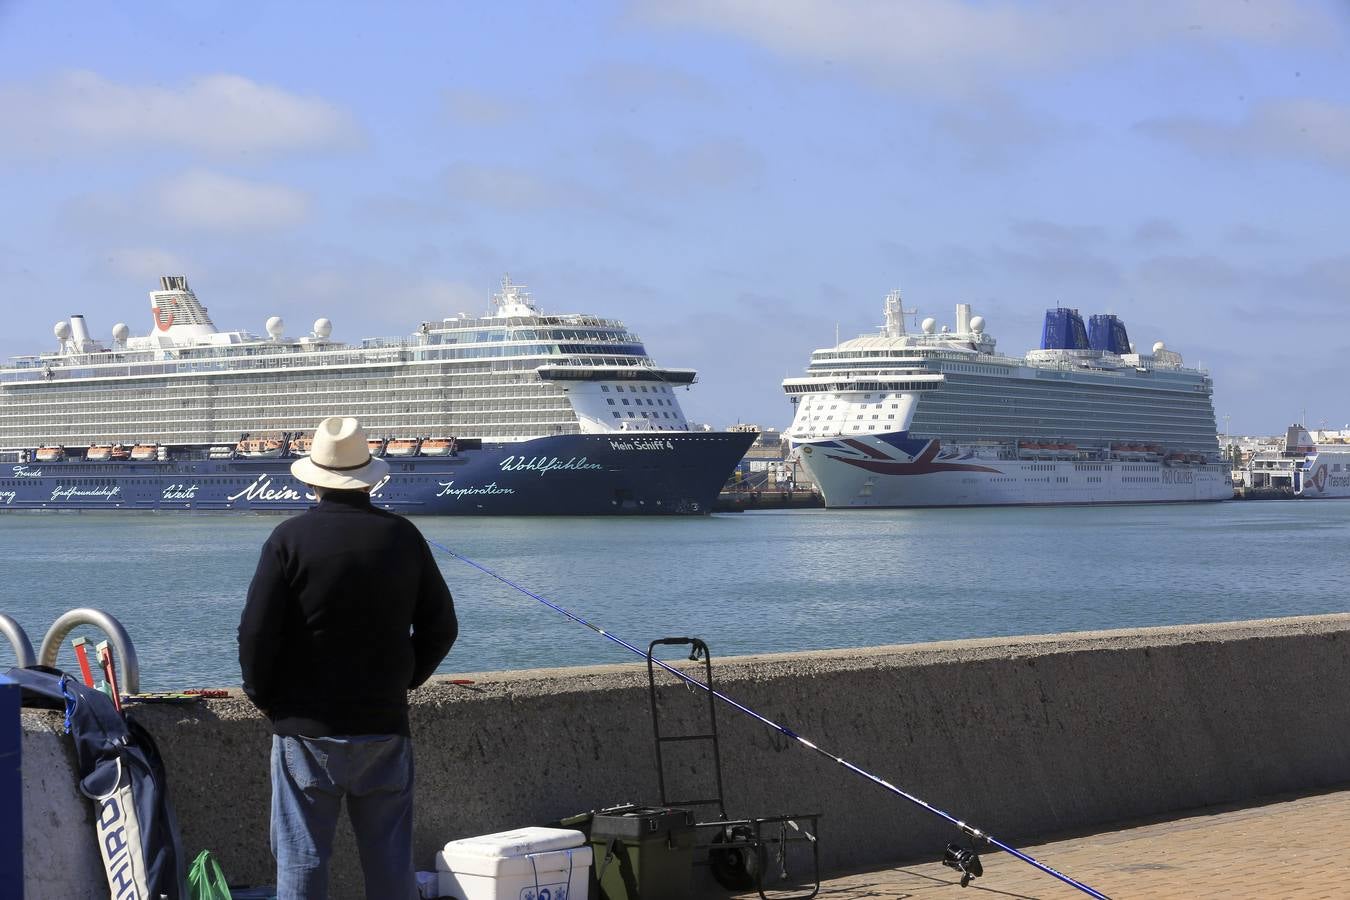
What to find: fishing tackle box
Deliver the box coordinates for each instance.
[587,805,695,900]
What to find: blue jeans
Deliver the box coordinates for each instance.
[271,734,417,900]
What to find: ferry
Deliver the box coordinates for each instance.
[0,275,753,514]
[1241,426,1350,498]
[783,291,1231,508]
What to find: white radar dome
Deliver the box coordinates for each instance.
[266,316,285,338]
[111,323,129,343]
[313,317,333,338]
[921,317,937,334]
[54,321,72,340]
[969,315,985,333]
[1152,341,1166,354]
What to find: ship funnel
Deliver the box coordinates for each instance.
[67,314,97,352]
[1040,308,1089,350]
[883,289,906,337]
[1088,314,1131,354]
[1285,425,1315,454]
[148,274,218,338]
[955,303,972,335]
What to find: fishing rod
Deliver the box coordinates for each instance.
[426,537,1110,899]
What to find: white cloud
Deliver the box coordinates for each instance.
[155,170,310,230]
[1139,98,1350,173]
[0,70,361,158]
[443,162,602,212]
[641,0,1332,95]
[929,91,1083,165]
[102,248,194,281]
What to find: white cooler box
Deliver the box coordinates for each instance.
[436,826,592,900]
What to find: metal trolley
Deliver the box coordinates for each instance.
[646,637,821,899]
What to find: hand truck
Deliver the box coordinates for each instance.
[646,637,821,899]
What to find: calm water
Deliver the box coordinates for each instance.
[2,502,1346,692]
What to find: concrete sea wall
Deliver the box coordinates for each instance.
[20,614,1350,897]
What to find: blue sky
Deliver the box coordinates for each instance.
[2,1,1348,434]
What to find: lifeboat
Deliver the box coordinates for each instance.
[129,444,158,461]
[367,438,386,457]
[385,438,420,457]
[288,437,313,457]
[86,444,128,461]
[420,437,454,456]
[235,439,285,459]
[35,445,65,462]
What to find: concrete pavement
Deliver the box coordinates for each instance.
[734,787,1350,899]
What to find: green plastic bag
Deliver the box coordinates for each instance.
[188,849,233,900]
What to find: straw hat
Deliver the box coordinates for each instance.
[290,416,389,491]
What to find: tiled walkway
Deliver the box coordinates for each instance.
[734,788,1350,899]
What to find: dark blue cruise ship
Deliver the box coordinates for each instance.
[0,275,753,515]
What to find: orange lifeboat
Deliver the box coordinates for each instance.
[385,438,420,457]
[235,438,285,459]
[129,444,158,461]
[419,437,454,456]
[288,437,313,457]
[35,445,65,462]
[86,443,128,461]
[367,438,386,457]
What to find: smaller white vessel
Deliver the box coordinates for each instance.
[1242,425,1350,498]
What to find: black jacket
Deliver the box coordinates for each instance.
[238,491,458,736]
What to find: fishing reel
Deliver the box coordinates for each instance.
[942,842,983,888]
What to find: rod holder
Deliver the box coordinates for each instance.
[38,608,140,695]
[0,615,36,669]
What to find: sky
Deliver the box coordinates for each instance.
[1,1,1348,435]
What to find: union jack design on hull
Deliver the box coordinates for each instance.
[805,433,1002,477]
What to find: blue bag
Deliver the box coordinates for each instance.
[8,665,186,899]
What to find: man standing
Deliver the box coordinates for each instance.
[239,416,458,899]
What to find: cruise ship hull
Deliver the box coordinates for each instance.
[797,433,1232,508]
[0,432,756,515]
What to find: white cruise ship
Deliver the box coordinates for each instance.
[783,291,1232,508]
[0,275,753,515]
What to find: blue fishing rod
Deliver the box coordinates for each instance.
[427,538,1111,899]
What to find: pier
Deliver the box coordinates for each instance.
[715,486,822,511]
[15,613,1350,897]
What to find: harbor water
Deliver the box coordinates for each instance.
[2,502,1347,692]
